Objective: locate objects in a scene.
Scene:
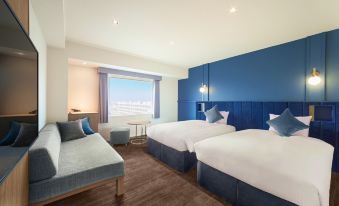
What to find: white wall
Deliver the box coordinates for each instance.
[29,1,47,130]
[154,76,178,124]
[30,0,181,130]
[45,41,182,137]
[66,41,187,79]
[68,66,99,112]
[47,47,68,122]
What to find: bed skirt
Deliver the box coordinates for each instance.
[147,138,197,172]
[197,161,297,206]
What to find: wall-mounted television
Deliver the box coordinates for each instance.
[0,0,38,146]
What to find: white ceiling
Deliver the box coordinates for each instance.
[46,0,339,68]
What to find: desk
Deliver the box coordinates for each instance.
[127,120,150,144]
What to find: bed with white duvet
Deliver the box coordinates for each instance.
[195,129,334,206]
[147,120,235,152]
[146,119,235,172]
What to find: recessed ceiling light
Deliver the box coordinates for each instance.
[169,41,175,45]
[113,18,119,25]
[229,7,237,13]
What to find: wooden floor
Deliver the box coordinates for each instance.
[48,143,338,206]
[48,143,230,206]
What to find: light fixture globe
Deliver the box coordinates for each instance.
[199,84,207,93]
[308,76,321,85]
[308,68,321,86]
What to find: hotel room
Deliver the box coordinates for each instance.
[0,0,339,206]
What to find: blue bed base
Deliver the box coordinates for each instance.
[197,161,297,206]
[147,138,197,172]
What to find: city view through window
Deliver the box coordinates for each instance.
[109,77,154,116]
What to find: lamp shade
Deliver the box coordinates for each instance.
[308,68,321,85]
[199,84,207,93]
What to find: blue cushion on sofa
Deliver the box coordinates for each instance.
[266,108,309,137]
[204,105,223,123]
[81,117,95,135]
[0,121,21,146]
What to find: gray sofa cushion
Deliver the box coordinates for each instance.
[29,133,124,204]
[29,124,61,183]
[56,120,86,142]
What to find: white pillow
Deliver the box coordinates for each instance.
[206,111,229,124]
[269,114,312,137]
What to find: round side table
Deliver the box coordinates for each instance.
[128,120,150,144]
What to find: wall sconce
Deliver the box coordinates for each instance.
[199,84,208,101]
[199,84,208,93]
[308,68,321,86]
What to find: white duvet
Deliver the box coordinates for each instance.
[194,129,334,206]
[146,120,235,152]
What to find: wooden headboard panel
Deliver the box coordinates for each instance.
[196,101,339,172]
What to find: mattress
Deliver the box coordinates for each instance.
[146,120,235,152]
[194,129,334,206]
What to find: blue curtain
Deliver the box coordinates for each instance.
[99,72,108,123]
[154,80,160,118]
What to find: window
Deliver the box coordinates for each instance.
[108,77,154,116]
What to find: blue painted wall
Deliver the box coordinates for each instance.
[209,39,306,101]
[178,65,209,120]
[306,33,326,101]
[177,28,339,171]
[178,29,339,120]
[326,29,339,101]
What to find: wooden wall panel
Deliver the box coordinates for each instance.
[0,153,28,206]
[6,0,29,33]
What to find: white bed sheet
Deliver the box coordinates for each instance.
[146,120,235,152]
[194,129,334,206]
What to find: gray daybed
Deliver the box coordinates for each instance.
[29,124,124,206]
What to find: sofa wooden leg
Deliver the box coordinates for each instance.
[116,176,124,196]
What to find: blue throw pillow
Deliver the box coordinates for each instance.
[204,105,224,123]
[266,108,309,137]
[0,121,21,146]
[81,117,95,135]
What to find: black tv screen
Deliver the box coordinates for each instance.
[0,0,38,146]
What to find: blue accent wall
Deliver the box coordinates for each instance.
[209,39,306,101]
[326,29,339,101]
[177,28,339,172]
[306,33,326,101]
[178,65,205,102]
[178,101,196,121]
[178,29,339,120]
